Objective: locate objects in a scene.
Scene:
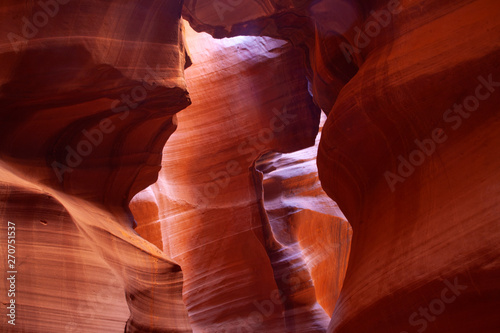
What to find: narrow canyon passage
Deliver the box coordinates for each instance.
[1,0,499,332]
[130,24,350,332]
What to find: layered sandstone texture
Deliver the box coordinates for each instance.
[2,0,500,333]
[130,24,351,332]
[1,1,192,332]
[184,0,500,332]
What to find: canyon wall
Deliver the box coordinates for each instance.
[183,0,500,332]
[1,1,192,332]
[1,0,499,332]
[130,24,351,332]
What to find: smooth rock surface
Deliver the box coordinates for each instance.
[131,23,350,332]
[1,1,193,332]
[1,0,499,332]
[183,0,500,332]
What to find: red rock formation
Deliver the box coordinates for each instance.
[130,23,350,332]
[257,115,352,316]
[0,184,130,332]
[318,1,500,332]
[2,0,499,332]
[1,1,192,332]
[183,0,500,332]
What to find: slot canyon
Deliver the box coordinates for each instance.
[0,0,499,332]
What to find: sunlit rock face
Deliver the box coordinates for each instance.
[183,0,500,332]
[256,115,352,317]
[130,24,350,332]
[1,1,192,332]
[183,0,361,116]
[1,0,499,332]
[0,185,130,333]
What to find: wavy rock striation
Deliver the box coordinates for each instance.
[256,115,352,317]
[1,1,192,332]
[183,0,500,332]
[131,23,350,332]
[1,0,499,332]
